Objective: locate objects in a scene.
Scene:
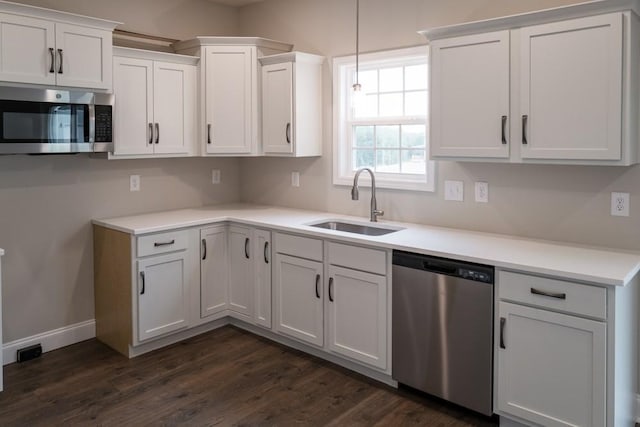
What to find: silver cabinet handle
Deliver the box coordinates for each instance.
[154,240,175,247]
[328,277,334,302]
[500,317,506,349]
[531,288,566,300]
[57,49,63,74]
[140,271,146,295]
[49,48,55,73]
[263,241,269,264]
[244,237,250,259]
[207,124,212,144]
[501,115,507,145]
[154,123,159,144]
[522,115,528,145]
[201,238,207,261]
[148,123,153,145]
[315,274,320,299]
[286,123,291,144]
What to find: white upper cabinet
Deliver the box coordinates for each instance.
[112,48,197,158]
[204,45,255,154]
[430,31,510,159]
[422,2,640,165]
[260,52,323,157]
[0,3,118,90]
[520,14,622,161]
[173,37,293,156]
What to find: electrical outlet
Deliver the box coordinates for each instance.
[475,182,489,203]
[130,175,140,192]
[211,169,221,184]
[611,192,630,217]
[444,180,464,201]
[291,171,300,187]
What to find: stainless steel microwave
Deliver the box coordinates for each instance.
[0,87,113,154]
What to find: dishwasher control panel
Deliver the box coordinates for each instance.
[459,268,492,283]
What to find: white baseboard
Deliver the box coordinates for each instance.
[3,319,96,365]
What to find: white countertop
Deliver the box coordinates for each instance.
[93,203,640,287]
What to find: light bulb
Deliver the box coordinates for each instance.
[351,83,365,111]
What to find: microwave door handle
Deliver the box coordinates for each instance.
[88,104,95,143]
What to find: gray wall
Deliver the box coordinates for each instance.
[2,0,639,345]
[0,0,242,342]
[238,0,640,251]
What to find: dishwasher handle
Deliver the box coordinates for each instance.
[422,261,457,275]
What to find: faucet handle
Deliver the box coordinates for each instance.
[374,209,384,217]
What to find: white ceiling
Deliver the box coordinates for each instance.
[206,0,263,7]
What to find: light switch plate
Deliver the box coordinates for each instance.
[444,180,464,201]
[475,182,489,203]
[291,171,300,187]
[130,175,140,192]
[211,169,221,184]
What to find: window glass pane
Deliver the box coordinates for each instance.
[379,93,403,117]
[353,93,378,118]
[401,149,427,174]
[358,69,378,93]
[354,126,374,148]
[353,149,374,170]
[376,150,401,173]
[405,64,428,90]
[405,91,428,116]
[401,124,426,148]
[376,125,399,148]
[379,67,403,92]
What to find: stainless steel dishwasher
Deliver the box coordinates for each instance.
[392,250,494,416]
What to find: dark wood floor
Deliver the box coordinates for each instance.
[0,326,497,426]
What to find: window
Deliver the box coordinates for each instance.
[333,46,434,191]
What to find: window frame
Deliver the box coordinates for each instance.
[332,45,434,192]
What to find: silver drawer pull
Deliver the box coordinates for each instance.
[531,288,566,300]
[154,240,175,247]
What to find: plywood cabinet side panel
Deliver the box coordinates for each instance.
[93,225,132,356]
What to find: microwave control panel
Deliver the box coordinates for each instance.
[95,105,113,143]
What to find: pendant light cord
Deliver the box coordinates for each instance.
[355,0,360,88]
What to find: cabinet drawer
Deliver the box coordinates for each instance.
[328,242,386,275]
[498,270,606,320]
[274,232,323,261]
[137,230,189,257]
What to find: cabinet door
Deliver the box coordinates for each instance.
[0,13,56,85]
[153,61,195,155]
[55,23,112,90]
[520,14,622,160]
[274,253,324,346]
[113,57,154,156]
[497,302,606,427]
[327,265,387,369]
[204,45,254,154]
[200,226,228,318]
[137,252,189,342]
[253,229,272,328]
[430,30,510,158]
[262,62,293,155]
[228,225,254,318]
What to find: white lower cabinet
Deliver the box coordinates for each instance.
[137,252,189,341]
[200,225,228,319]
[327,265,387,370]
[274,253,324,346]
[273,233,390,371]
[497,301,606,427]
[228,225,254,319]
[253,229,272,328]
[496,269,638,426]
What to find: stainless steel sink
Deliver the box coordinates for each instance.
[309,220,402,236]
